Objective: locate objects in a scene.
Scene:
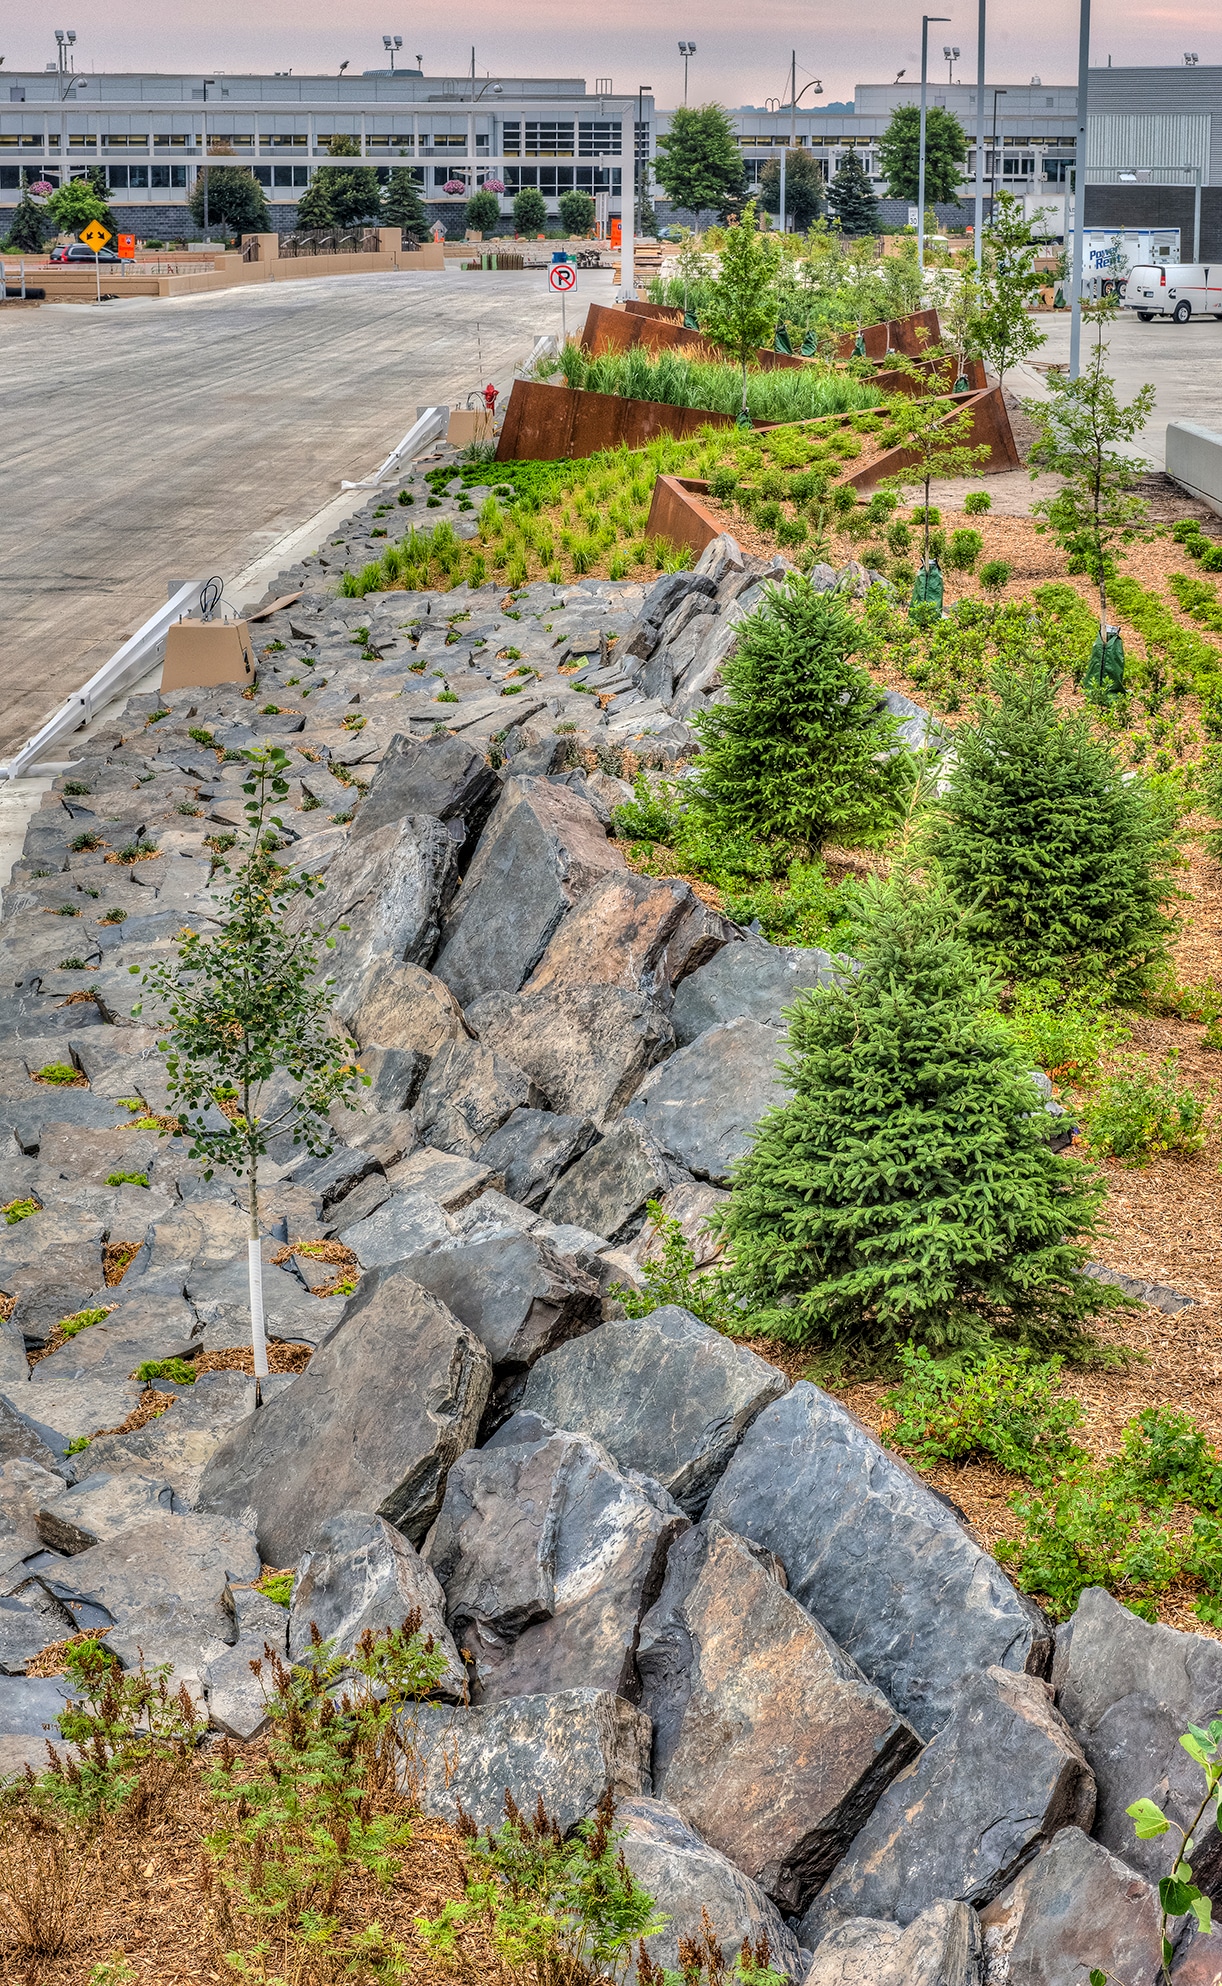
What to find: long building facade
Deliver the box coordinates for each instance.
[2,60,1222,244]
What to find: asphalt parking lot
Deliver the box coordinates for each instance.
[1020,307,1222,468]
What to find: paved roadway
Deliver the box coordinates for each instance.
[0,267,604,756]
[1017,307,1222,469]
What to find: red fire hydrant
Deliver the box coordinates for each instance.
[483,382,498,415]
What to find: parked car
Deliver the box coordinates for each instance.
[50,241,120,263]
[1122,263,1222,323]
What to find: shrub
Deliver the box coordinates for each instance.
[693,575,911,856]
[41,1638,203,1820]
[512,186,547,233]
[558,187,596,235]
[1080,1053,1209,1163]
[928,664,1180,997]
[611,1203,736,1331]
[883,1342,1083,1482]
[464,187,501,233]
[1005,980,1131,1089]
[612,773,683,845]
[721,874,1114,1362]
[946,527,983,572]
[979,558,1012,593]
[964,490,992,515]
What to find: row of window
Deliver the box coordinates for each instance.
[502,165,622,193]
[501,120,622,157]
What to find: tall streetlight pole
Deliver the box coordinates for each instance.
[918,14,951,276]
[1067,0,1090,378]
[201,76,213,239]
[973,0,986,265]
[988,87,1007,208]
[678,42,696,107]
[54,30,78,100]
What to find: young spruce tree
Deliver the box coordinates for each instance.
[928,664,1179,996]
[137,749,366,1388]
[721,872,1112,1361]
[693,574,910,854]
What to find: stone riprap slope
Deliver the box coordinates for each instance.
[0,487,1196,1985]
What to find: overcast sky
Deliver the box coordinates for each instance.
[6,0,1217,105]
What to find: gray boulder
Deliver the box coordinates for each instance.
[9,1283,94,1351]
[426,1420,686,1702]
[0,1585,77,1675]
[802,1668,1094,1942]
[0,1394,71,1479]
[201,1582,289,1741]
[525,870,730,1003]
[1052,1584,1222,1896]
[433,777,626,1007]
[477,1109,598,1210]
[395,1231,601,1380]
[80,1371,258,1504]
[468,983,674,1126]
[36,1470,177,1554]
[541,1120,686,1240]
[31,1293,201,1386]
[638,1521,920,1912]
[979,1826,1162,1986]
[338,1189,459,1268]
[623,1018,789,1184]
[412,1688,651,1833]
[11,1375,144,1463]
[0,1674,77,1774]
[520,1308,786,1517]
[352,732,498,847]
[618,1799,804,1983]
[671,940,839,1046]
[286,813,459,1019]
[414,1036,544,1158]
[349,961,466,1075]
[288,1509,465,1695]
[43,1509,260,1670]
[704,1384,1052,1739]
[804,1900,984,1986]
[198,1267,491,1564]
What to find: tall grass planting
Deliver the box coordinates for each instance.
[556,341,882,424]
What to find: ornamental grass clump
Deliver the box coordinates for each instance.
[720,872,1115,1364]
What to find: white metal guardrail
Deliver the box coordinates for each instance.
[341,403,449,490]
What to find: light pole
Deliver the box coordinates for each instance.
[973,0,986,266]
[1067,0,1090,379]
[1185,161,1202,262]
[678,43,696,107]
[918,14,951,276]
[54,29,77,101]
[382,35,403,72]
[944,43,960,83]
[201,76,214,240]
[777,68,822,233]
[988,87,1007,207]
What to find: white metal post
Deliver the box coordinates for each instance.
[974,0,986,266]
[623,95,636,300]
[94,246,100,302]
[1068,0,1091,378]
[918,17,951,277]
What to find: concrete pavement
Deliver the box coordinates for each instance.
[1013,308,1222,468]
[0,267,604,756]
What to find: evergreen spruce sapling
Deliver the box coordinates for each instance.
[721,872,1113,1361]
[294,173,336,230]
[5,174,50,252]
[701,200,781,420]
[384,166,430,240]
[693,574,910,853]
[928,664,1180,996]
[1026,298,1155,636]
[135,749,366,1387]
[825,150,882,236]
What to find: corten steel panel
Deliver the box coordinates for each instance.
[580,300,806,370]
[834,308,942,361]
[873,352,988,398]
[624,298,684,321]
[843,384,1020,492]
[645,475,726,557]
[494,379,732,461]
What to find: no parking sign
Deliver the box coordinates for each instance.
[549,258,577,338]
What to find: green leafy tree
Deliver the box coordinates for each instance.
[652,103,746,228]
[558,187,596,235]
[1026,299,1156,630]
[758,149,824,232]
[384,166,431,240]
[1125,1721,1222,1985]
[46,175,114,237]
[4,175,50,252]
[970,191,1047,389]
[701,199,781,417]
[513,186,547,234]
[878,104,967,205]
[721,871,1113,1362]
[693,573,910,853]
[135,749,366,1384]
[294,172,335,230]
[880,374,991,562]
[463,186,502,236]
[928,664,1180,995]
[187,164,270,237]
[825,148,882,236]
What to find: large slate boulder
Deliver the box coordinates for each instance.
[287,1509,465,1695]
[0,1585,77,1676]
[801,1668,1094,1943]
[414,1035,544,1158]
[704,1384,1052,1739]
[671,940,839,1046]
[79,1370,258,1504]
[804,1900,984,1986]
[525,871,730,1003]
[433,777,625,1007]
[541,1120,686,1241]
[426,1419,686,1703]
[395,1231,600,1381]
[468,983,674,1126]
[36,1470,177,1554]
[618,1799,805,1984]
[520,1309,786,1517]
[338,1189,459,1269]
[978,1827,1162,1986]
[477,1109,598,1210]
[349,962,466,1074]
[286,813,459,1019]
[638,1521,920,1912]
[412,1688,651,1834]
[30,1293,201,1387]
[198,1268,491,1564]
[202,1582,289,1741]
[42,1510,260,1670]
[1052,1584,1222,1896]
[622,1018,789,1184]
[352,732,499,848]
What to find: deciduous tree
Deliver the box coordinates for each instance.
[652,104,746,228]
[878,104,967,205]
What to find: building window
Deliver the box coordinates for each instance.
[254,165,272,185]
[524,121,575,157]
[268,133,307,148]
[0,165,20,188]
[1002,154,1035,178]
[502,121,520,155]
[102,134,149,148]
[68,134,97,149]
[0,134,42,149]
[273,163,308,186]
[1044,157,1073,182]
[154,133,191,148]
[107,164,128,188]
[579,120,620,156]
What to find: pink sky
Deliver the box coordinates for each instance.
[5,0,1219,105]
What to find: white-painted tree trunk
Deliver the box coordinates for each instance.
[248,1204,269,1393]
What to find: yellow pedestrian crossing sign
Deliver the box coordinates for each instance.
[79,221,112,252]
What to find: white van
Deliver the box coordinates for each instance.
[1122,264,1222,323]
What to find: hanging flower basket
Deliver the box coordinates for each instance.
[480,178,505,195]
[443,179,468,195]
[30,181,54,197]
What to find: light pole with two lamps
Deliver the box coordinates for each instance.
[918,14,951,276]
[777,59,823,233]
[382,36,403,71]
[678,43,696,107]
